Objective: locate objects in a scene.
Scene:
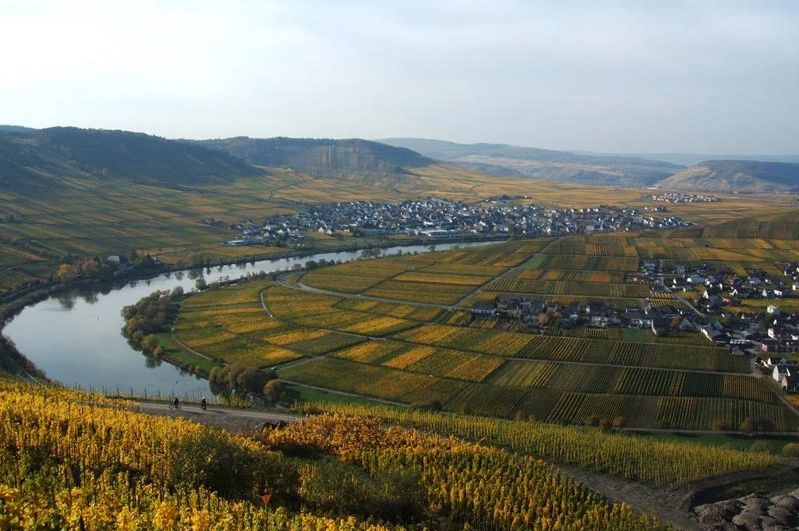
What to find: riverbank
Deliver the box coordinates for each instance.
[0,236,506,389]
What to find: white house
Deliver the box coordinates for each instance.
[767,305,781,315]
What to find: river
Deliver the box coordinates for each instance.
[3,241,497,399]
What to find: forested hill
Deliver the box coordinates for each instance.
[0,127,258,190]
[197,137,434,175]
[657,160,799,193]
[380,137,682,187]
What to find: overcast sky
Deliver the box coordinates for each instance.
[1,0,797,154]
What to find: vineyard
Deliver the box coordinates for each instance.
[166,234,799,431]
[310,403,781,488]
[0,379,680,529]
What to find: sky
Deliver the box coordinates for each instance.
[1,0,798,154]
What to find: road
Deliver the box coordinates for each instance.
[137,401,301,432]
[278,278,463,310]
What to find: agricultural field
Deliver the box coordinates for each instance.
[168,232,799,431]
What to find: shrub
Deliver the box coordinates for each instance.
[712,419,732,431]
[585,416,599,427]
[263,379,283,403]
[749,441,771,454]
[783,443,799,458]
[611,416,627,428]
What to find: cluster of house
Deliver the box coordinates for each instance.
[472,258,799,360]
[222,198,691,247]
[473,296,694,336]
[648,193,720,203]
[757,357,799,392]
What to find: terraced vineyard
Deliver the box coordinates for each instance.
[170,235,799,431]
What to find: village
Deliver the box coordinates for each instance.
[219,198,691,247]
[648,192,720,203]
[471,260,799,390]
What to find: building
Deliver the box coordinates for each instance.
[472,301,497,317]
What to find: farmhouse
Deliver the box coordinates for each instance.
[472,301,497,317]
[772,361,799,391]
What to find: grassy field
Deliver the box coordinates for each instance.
[172,235,799,431]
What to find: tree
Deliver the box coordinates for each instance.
[585,416,600,427]
[599,418,613,430]
[514,410,528,421]
[611,416,627,428]
[263,379,283,403]
[195,277,208,291]
[56,263,76,281]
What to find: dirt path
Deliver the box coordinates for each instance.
[259,287,275,319]
[279,279,462,310]
[137,401,300,432]
[171,336,216,362]
[558,464,701,530]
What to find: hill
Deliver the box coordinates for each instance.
[671,209,799,239]
[198,137,433,176]
[602,152,799,166]
[0,127,257,190]
[657,160,799,193]
[380,137,682,187]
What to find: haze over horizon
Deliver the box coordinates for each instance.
[2,0,798,155]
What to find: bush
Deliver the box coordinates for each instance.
[599,418,613,430]
[409,401,443,412]
[712,419,732,431]
[585,415,599,427]
[783,443,799,457]
[263,379,283,403]
[749,441,771,454]
[611,416,627,428]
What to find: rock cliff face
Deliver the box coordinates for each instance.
[198,137,433,175]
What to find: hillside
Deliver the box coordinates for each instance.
[657,160,799,193]
[672,209,799,239]
[0,127,257,190]
[380,137,682,187]
[199,137,433,176]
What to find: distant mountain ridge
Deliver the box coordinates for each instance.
[657,160,799,193]
[380,138,683,187]
[2,127,797,194]
[197,137,433,175]
[0,127,256,189]
[381,138,799,192]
